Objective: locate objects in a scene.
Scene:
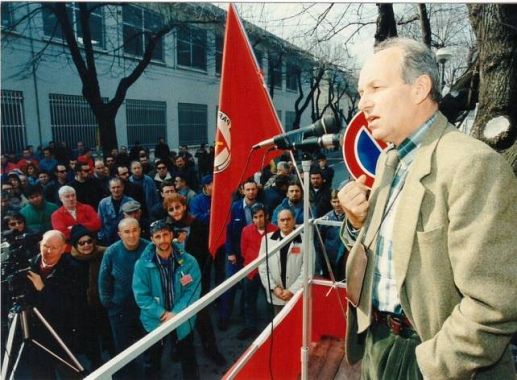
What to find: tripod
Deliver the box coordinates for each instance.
[1,303,84,380]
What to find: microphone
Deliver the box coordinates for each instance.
[288,133,341,152]
[252,115,339,150]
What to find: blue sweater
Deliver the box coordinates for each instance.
[98,238,150,316]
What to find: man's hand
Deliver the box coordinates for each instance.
[338,175,369,229]
[273,286,284,298]
[280,289,293,301]
[27,271,45,291]
[228,254,237,264]
[160,311,175,323]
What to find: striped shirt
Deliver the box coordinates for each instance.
[372,113,437,314]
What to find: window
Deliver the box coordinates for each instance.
[178,103,207,145]
[276,109,282,123]
[177,26,207,70]
[1,2,14,29]
[1,90,26,154]
[122,5,164,61]
[49,94,103,149]
[43,3,105,48]
[126,100,167,149]
[286,62,300,92]
[254,48,263,69]
[285,111,296,132]
[215,33,223,74]
[268,53,282,89]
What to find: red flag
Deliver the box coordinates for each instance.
[209,4,283,256]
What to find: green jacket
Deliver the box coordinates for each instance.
[20,200,59,233]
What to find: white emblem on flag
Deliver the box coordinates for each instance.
[214,111,231,173]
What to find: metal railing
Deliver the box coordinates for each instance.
[86,224,308,379]
[86,217,344,379]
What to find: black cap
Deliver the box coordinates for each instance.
[70,224,95,247]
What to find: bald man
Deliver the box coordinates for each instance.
[26,230,82,379]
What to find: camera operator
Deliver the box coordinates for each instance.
[22,230,83,379]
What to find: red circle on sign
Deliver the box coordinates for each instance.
[342,112,387,189]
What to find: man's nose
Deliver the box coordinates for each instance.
[358,94,371,112]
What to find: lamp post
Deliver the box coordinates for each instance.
[436,47,453,90]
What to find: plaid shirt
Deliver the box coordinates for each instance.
[372,113,436,314]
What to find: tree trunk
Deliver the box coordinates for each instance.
[418,4,432,47]
[468,4,517,173]
[96,111,118,154]
[374,4,398,45]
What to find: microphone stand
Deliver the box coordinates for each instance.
[300,153,313,380]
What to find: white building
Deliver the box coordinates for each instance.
[1,2,341,154]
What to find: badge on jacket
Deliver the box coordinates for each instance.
[290,246,301,255]
[180,273,193,286]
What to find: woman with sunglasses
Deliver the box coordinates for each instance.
[69,224,113,371]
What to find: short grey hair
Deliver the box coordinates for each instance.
[118,217,139,230]
[58,185,76,197]
[277,161,289,173]
[375,37,441,102]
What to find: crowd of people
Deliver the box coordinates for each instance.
[1,138,346,379]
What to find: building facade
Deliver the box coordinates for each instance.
[1,2,324,154]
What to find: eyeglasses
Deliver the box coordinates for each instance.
[77,238,94,246]
[8,221,23,227]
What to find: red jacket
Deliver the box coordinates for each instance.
[51,202,101,249]
[241,222,278,279]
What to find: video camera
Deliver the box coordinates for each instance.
[1,231,40,302]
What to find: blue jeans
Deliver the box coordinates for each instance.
[243,276,262,329]
[217,259,243,321]
[108,310,143,354]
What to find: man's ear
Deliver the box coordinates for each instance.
[413,74,433,104]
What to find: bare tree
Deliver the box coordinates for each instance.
[2,2,224,152]
[468,4,517,172]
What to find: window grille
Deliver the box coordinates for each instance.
[1,90,27,154]
[177,26,207,70]
[178,103,207,146]
[126,99,167,149]
[49,94,100,149]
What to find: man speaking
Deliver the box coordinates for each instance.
[339,37,517,379]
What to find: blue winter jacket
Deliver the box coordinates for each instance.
[132,243,201,340]
[271,197,304,225]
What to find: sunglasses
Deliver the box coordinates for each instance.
[77,238,94,246]
[8,221,23,227]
